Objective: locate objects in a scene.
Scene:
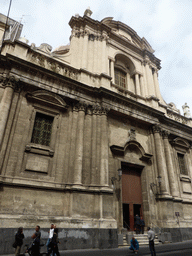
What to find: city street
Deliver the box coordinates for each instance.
[3,240,192,256]
[60,240,192,256]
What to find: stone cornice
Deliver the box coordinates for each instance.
[2,53,192,138]
[0,175,114,195]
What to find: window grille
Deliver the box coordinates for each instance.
[177,153,187,175]
[31,112,53,146]
[115,69,126,88]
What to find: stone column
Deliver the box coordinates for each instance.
[100,106,110,186]
[152,125,170,195]
[91,105,99,185]
[81,29,89,69]
[101,33,108,73]
[145,59,155,96]
[153,69,161,100]
[135,73,141,95]
[0,76,18,148]
[73,102,86,185]
[140,75,145,97]
[111,59,115,84]
[93,36,98,73]
[163,131,179,197]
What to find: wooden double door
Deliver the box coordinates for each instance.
[122,164,143,231]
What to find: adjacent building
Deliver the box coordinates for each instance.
[1,8,192,254]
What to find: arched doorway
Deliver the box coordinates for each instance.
[122,162,143,231]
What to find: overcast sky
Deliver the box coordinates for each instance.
[1,0,192,115]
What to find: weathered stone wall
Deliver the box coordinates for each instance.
[0,228,118,255]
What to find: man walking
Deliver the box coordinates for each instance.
[46,224,54,253]
[147,227,156,256]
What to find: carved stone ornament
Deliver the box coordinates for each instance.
[92,104,102,115]
[162,130,169,139]
[0,75,20,90]
[73,102,87,112]
[152,125,161,134]
[128,128,136,140]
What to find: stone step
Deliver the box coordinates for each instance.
[121,233,159,247]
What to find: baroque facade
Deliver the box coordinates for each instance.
[1,9,192,254]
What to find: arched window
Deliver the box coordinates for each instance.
[115,68,126,88]
[113,54,135,92]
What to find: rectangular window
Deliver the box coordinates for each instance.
[115,69,126,88]
[177,153,187,175]
[31,112,53,146]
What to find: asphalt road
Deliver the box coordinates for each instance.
[59,240,192,256]
[3,240,192,256]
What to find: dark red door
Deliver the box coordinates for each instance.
[122,165,143,231]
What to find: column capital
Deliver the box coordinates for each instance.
[162,130,170,139]
[0,75,20,90]
[73,102,87,112]
[100,105,110,115]
[92,104,110,115]
[152,125,162,134]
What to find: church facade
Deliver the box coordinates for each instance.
[1,9,192,254]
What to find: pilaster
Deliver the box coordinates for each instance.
[152,125,170,195]
[162,131,180,198]
[73,102,86,185]
[0,75,19,148]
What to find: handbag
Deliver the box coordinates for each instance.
[12,241,17,248]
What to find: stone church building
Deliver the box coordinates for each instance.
[1,8,192,254]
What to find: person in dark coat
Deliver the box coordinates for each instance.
[140,216,145,234]
[27,225,41,256]
[48,228,60,256]
[14,227,24,256]
[129,237,139,254]
[135,214,141,234]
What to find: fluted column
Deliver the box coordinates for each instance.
[152,125,170,195]
[163,131,179,197]
[135,73,141,95]
[73,102,86,185]
[100,106,110,186]
[91,105,99,185]
[0,76,18,148]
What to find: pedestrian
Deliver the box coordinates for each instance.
[26,225,41,256]
[46,224,54,253]
[14,227,25,256]
[48,228,60,256]
[147,227,156,256]
[129,236,139,254]
[140,216,145,234]
[135,214,141,234]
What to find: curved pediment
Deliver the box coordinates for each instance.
[101,17,154,53]
[110,140,152,162]
[171,137,190,151]
[26,90,68,110]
